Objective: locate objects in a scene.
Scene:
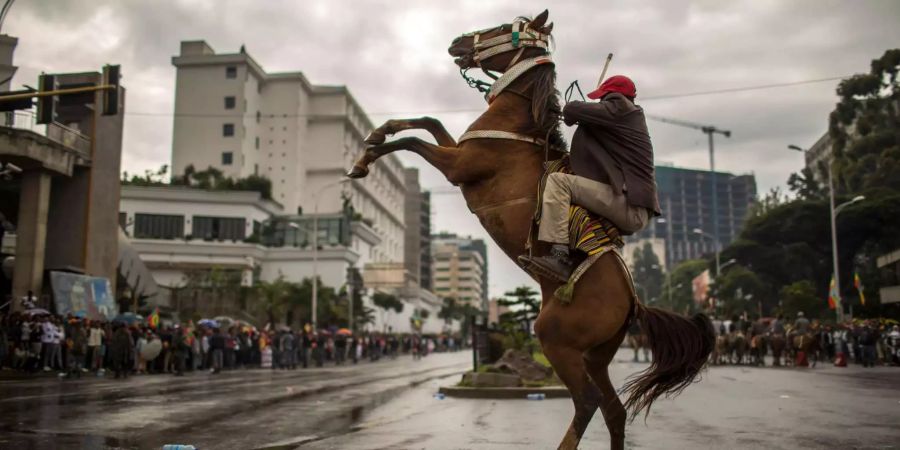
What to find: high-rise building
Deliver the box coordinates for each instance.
[431,233,488,310]
[403,168,432,290]
[804,132,831,185]
[632,164,757,268]
[170,41,405,265]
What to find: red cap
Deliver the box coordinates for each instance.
[587,75,636,100]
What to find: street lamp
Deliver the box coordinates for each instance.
[788,145,865,321]
[692,228,720,277]
[310,178,351,330]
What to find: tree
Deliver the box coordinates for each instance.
[438,297,461,327]
[373,292,404,313]
[830,49,900,194]
[257,276,291,327]
[121,164,170,186]
[787,167,825,200]
[123,164,275,200]
[779,280,826,320]
[497,286,541,333]
[631,242,664,303]
[712,265,768,318]
[748,187,787,218]
[372,291,403,330]
[660,259,708,314]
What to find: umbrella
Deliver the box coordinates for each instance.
[112,312,143,324]
[24,308,51,316]
[198,319,219,328]
[140,338,162,361]
[337,328,352,336]
[214,316,236,327]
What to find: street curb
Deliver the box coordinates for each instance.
[438,385,570,399]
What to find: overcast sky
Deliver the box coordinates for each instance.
[6,0,899,298]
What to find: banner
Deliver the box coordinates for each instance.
[692,269,711,307]
[49,271,116,320]
[853,272,865,306]
[828,275,840,310]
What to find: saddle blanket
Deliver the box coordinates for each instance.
[533,156,624,254]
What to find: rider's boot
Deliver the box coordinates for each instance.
[520,244,573,282]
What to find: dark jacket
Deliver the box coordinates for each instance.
[563,93,661,215]
[210,333,225,350]
[108,327,134,363]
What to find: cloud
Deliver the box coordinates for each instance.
[5,0,898,298]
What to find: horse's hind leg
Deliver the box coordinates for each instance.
[585,332,627,450]
[541,342,600,450]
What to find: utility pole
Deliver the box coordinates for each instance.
[788,145,864,323]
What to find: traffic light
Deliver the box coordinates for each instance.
[101,64,120,116]
[35,74,56,124]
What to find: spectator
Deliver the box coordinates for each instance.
[87,322,105,372]
[109,324,133,379]
[172,326,187,376]
[209,327,225,374]
[67,321,87,379]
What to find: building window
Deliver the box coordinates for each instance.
[255,137,259,149]
[193,216,246,241]
[224,96,236,109]
[256,111,261,123]
[223,123,234,137]
[222,152,233,165]
[134,214,184,240]
[118,212,128,233]
[254,164,258,175]
[225,66,237,79]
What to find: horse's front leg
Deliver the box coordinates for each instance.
[347,136,459,181]
[365,117,457,147]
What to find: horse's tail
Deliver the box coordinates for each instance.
[621,303,715,421]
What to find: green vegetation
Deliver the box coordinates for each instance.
[122,164,273,200]
[659,49,900,321]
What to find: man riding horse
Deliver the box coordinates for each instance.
[348,11,714,449]
[523,76,660,281]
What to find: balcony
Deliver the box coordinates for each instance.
[0,110,92,175]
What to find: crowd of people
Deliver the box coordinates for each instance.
[0,310,464,379]
[712,312,900,367]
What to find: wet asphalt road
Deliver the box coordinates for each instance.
[304,349,900,450]
[1,349,898,449]
[0,352,471,450]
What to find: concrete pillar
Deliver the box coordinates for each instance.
[12,170,51,310]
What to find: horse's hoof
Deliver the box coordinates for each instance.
[364,132,386,145]
[346,165,369,179]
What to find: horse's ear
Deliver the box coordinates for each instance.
[543,22,554,34]
[531,9,549,30]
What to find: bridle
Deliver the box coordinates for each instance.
[455,17,555,147]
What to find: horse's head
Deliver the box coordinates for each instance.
[448,9,553,73]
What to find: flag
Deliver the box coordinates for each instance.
[854,272,865,306]
[148,307,160,329]
[828,275,840,310]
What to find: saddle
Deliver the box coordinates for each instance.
[521,156,626,302]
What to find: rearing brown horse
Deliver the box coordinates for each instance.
[348,10,714,450]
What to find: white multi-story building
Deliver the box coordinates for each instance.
[171,41,405,266]
[118,185,381,291]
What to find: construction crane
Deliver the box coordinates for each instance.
[646,114,732,277]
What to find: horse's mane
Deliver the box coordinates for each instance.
[529,64,567,157]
